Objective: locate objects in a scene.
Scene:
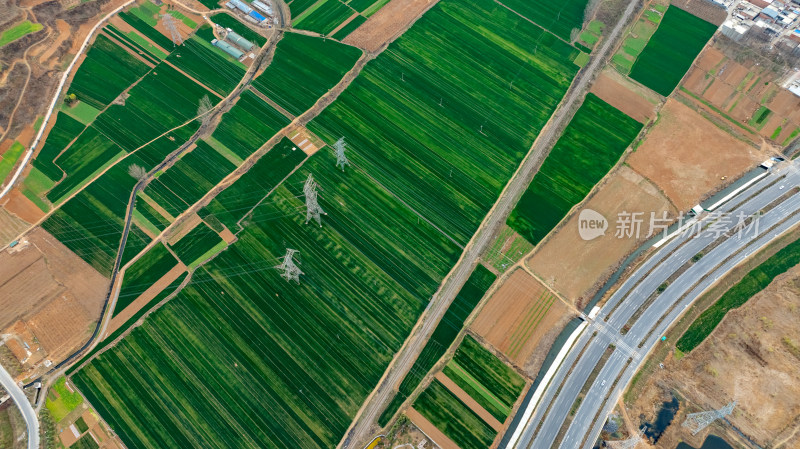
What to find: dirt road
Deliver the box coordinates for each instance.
[338,1,642,447]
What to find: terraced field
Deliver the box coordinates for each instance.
[628,6,717,96]
[252,32,362,115]
[74,154,462,447]
[508,94,643,245]
[210,90,290,160]
[165,35,246,95]
[310,0,580,245]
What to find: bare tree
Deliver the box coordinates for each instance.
[128,164,148,181]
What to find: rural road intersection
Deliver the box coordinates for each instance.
[510,161,800,449]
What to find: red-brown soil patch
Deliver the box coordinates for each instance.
[405,408,459,449]
[694,46,724,72]
[471,269,573,375]
[627,99,762,211]
[27,292,93,362]
[769,89,800,117]
[106,262,187,335]
[527,165,677,306]
[0,227,106,354]
[683,67,712,94]
[219,226,236,243]
[3,188,45,223]
[14,123,35,147]
[591,71,658,123]
[164,212,201,244]
[628,264,800,449]
[289,126,322,155]
[433,371,502,430]
[343,0,436,52]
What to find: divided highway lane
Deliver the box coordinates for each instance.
[577,206,800,449]
[514,165,794,449]
[561,193,800,449]
[512,162,800,449]
[0,362,38,449]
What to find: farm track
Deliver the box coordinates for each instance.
[339,0,641,446]
[26,20,285,388]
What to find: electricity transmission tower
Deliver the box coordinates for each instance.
[162,14,183,45]
[605,426,646,449]
[334,137,350,171]
[274,249,302,283]
[304,174,326,226]
[682,402,735,435]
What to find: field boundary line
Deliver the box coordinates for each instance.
[0,0,136,202]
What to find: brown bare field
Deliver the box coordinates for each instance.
[27,292,93,362]
[164,211,201,244]
[343,0,435,52]
[628,265,800,449]
[591,70,659,124]
[471,269,573,375]
[3,188,45,223]
[694,46,724,72]
[627,99,762,211]
[0,205,28,247]
[106,262,187,335]
[0,228,106,363]
[219,226,236,243]
[405,408,459,449]
[526,166,677,306]
[289,126,323,156]
[434,371,502,430]
[682,42,800,143]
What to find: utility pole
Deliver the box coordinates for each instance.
[162,14,184,46]
[304,174,326,226]
[274,249,302,283]
[334,137,350,171]
[682,402,735,435]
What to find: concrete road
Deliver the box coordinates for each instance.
[510,161,800,449]
[339,0,642,447]
[0,360,39,449]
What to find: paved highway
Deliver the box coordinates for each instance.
[511,161,800,449]
[0,358,39,449]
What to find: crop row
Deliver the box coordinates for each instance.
[508,94,643,245]
[309,0,580,245]
[378,266,496,425]
[629,6,718,96]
